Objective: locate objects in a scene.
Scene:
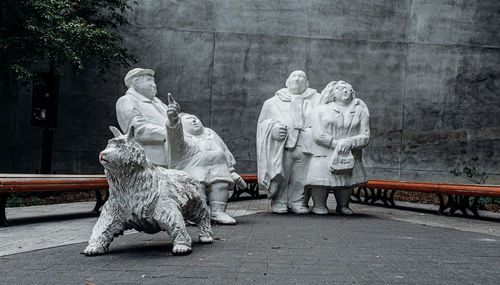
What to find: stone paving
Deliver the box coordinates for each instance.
[1,197,500,284]
[0,198,271,256]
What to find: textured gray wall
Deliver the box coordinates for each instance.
[1,0,499,183]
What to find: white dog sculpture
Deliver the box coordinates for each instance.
[84,126,213,255]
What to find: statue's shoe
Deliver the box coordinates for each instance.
[311,206,328,215]
[336,206,353,215]
[271,201,288,214]
[211,211,237,225]
[289,205,310,214]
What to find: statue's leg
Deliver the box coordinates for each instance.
[84,204,125,256]
[333,187,354,215]
[270,179,288,214]
[287,149,310,214]
[155,204,192,254]
[208,182,236,224]
[183,188,212,242]
[196,205,213,243]
[271,150,294,214]
[310,186,329,215]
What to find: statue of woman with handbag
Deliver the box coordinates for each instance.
[305,81,370,215]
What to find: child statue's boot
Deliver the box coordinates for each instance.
[210,201,236,225]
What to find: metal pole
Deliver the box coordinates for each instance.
[40,127,53,174]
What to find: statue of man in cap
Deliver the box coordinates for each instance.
[116,68,174,167]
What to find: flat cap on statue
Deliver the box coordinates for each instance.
[124,68,155,88]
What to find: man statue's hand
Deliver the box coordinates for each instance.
[167,93,180,124]
[271,123,287,141]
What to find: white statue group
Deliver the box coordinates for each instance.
[84,68,370,256]
[258,70,370,216]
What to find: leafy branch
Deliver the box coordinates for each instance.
[0,0,138,80]
[450,156,488,185]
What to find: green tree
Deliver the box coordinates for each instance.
[450,156,500,210]
[0,0,137,80]
[450,156,488,185]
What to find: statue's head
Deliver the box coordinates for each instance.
[322,80,355,105]
[285,70,309,95]
[100,126,148,175]
[180,113,205,135]
[124,68,157,100]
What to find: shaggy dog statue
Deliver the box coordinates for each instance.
[84,126,213,255]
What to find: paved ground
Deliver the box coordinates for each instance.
[3,197,499,257]
[0,198,270,257]
[1,197,500,284]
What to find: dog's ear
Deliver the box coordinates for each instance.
[109,126,123,138]
[127,125,136,141]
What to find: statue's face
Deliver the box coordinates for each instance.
[132,75,157,99]
[286,71,308,95]
[333,82,353,104]
[181,114,204,135]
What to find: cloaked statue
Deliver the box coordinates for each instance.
[256,70,321,214]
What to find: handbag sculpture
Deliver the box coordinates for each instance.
[329,144,355,174]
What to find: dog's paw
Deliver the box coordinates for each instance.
[199,236,213,243]
[83,244,107,256]
[172,244,192,255]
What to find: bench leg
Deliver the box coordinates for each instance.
[230,185,242,200]
[0,194,10,227]
[370,188,381,205]
[360,187,370,204]
[437,194,447,215]
[457,195,480,218]
[92,189,108,213]
[380,189,388,206]
[388,189,396,207]
[458,195,470,217]
[249,183,259,198]
[470,197,480,217]
[351,187,361,202]
[448,195,459,216]
[445,195,481,217]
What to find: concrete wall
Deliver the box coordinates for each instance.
[1,0,499,183]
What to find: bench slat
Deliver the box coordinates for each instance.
[365,180,500,197]
[0,175,108,193]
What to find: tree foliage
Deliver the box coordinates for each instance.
[0,0,137,80]
[450,156,489,185]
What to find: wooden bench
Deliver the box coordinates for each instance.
[5,173,495,224]
[0,174,263,227]
[0,174,109,226]
[230,176,500,218]
[353,180,500,218]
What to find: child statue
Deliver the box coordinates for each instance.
[305,81,370,215]
[165,95,247,224]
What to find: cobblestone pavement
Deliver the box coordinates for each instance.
[2,196,500,257]
[0,198,272,257]
[1,211,500,284]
